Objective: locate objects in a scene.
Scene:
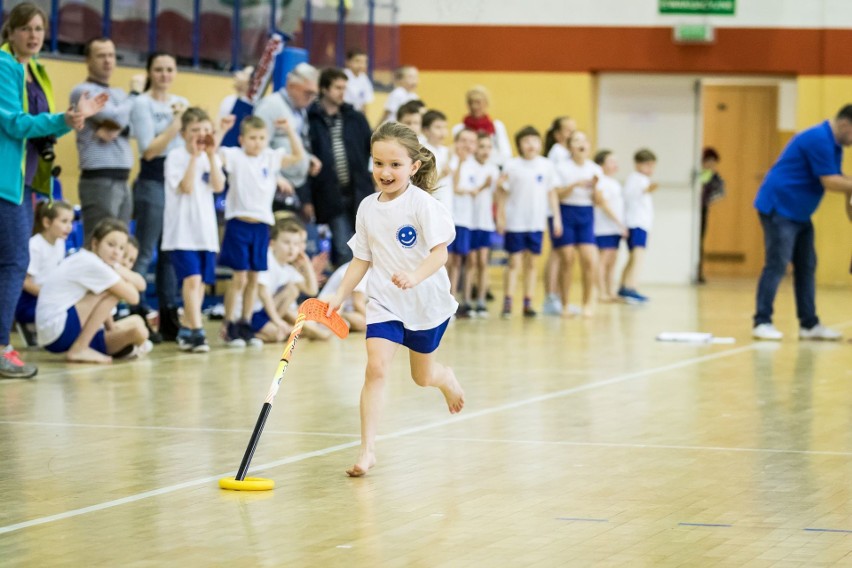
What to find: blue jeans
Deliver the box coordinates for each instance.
[0,196,32,345]
[754,212,819,329]
[328,210,355,267]
[132,178,178,309]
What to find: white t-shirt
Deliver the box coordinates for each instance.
[623,171,654,230]
[348,184,458,330]
[384,86,417,119]
[425,142,453,215]
[451,155,476,228]
[163,147,223,252]
[36,249,121,346]
[458,159,498,231]
[251,249,305,313]
[28,234,65,285]
[319,262,369,312]
[343,69,374,112]
[594,175,625,236]
[501,156,557,233]
[556,159,603,207]
[219,146,288,225]
[547,143,571,167]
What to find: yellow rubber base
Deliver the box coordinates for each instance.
[218,476,275,491]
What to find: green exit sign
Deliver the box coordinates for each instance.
[660,0,736,15]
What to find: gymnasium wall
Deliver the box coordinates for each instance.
[396,0,852,285]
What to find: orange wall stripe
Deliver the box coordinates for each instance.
[401,26,849,75]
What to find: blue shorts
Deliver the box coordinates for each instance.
[470,229,493,250]
[553,205,595,247]
[448,226,471,256]
[15,291,37,324]
[219,219,269,272]
[628,228,648,250]
[44,306,108,355]
[251,309,271,332]
[595,235,622,250]
[170,250,217,284]
[366,318,450,354]
[504,231,543,255]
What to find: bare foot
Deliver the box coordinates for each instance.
[439,367,465,414]
[561,308,577,319]
[66,348,112,364]
[346,451,376,477]
[582,305,596,318]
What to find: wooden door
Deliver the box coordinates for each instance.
[701,85,779,278]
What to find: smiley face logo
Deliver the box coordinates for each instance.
[396,225,418,249]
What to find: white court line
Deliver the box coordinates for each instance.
[0,342,763,536]
[0,420,359,438]
[406,436,852,457]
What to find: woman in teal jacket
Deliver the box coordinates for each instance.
[0,2,105,379]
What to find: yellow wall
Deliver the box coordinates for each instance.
[46,58,234,204]
[797,76,852,286]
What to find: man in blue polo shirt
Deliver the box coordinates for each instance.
[752,105,852,341]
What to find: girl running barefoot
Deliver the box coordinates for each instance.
[326,122,465,478]
[36,218,150,363]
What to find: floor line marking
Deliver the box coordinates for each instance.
[403,436,852,457]
[803,528,852,534]
[0,421,359,438]
[557,517,609,523]
[679,522,733,528]
[0,341,776,536]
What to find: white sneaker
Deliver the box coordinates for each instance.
[542,294,562,316]
[799,324,842,341]
[753,323,783,341]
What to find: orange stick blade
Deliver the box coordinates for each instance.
[298,298,350,339]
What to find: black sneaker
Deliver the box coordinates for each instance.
[238,321,263,347]
[523,307,537,318]
[177,327,193,351]
[223,321,246,348]
[455,304,471,320]
[15,321,38,347]
[190,330,210,353]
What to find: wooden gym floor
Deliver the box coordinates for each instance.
[1,280,851,567]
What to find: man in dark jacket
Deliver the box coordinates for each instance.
[308,67,374,266]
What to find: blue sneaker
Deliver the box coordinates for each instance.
[177,327,193,351]
[618,287,648,304]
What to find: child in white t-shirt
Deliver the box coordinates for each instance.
[163,108,227,353]
[542,116,576,315]
[460,133,498,316]
[422,110,453,214]
[496,126,562,318]
[379,65,418,125]
[343,49,374,113]
[397,100,424,138]
[326,122,465,478]
[592,150,628,302]
[447,128,478,312]
[620,148,658,303]
[554,130,603,318]
[251,219,322,342]
[15,201,74,345]
[36,219,150,364]
[218,115,305,347]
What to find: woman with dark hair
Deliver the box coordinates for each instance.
[0,2,105,378]
[129,52,189,341]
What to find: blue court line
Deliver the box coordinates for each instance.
[679,522,733,528]
[803,528,852,534]
[557,517,609,523]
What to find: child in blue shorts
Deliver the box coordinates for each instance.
[620,148,658,304]
[447,127,477,314]
[218,115,304,346]
[553,130,602,318]
[162,108,227,352]
[460,132,498,316]
[496,126,562,318]
[592,149,628,302]
[326,122,465,478]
